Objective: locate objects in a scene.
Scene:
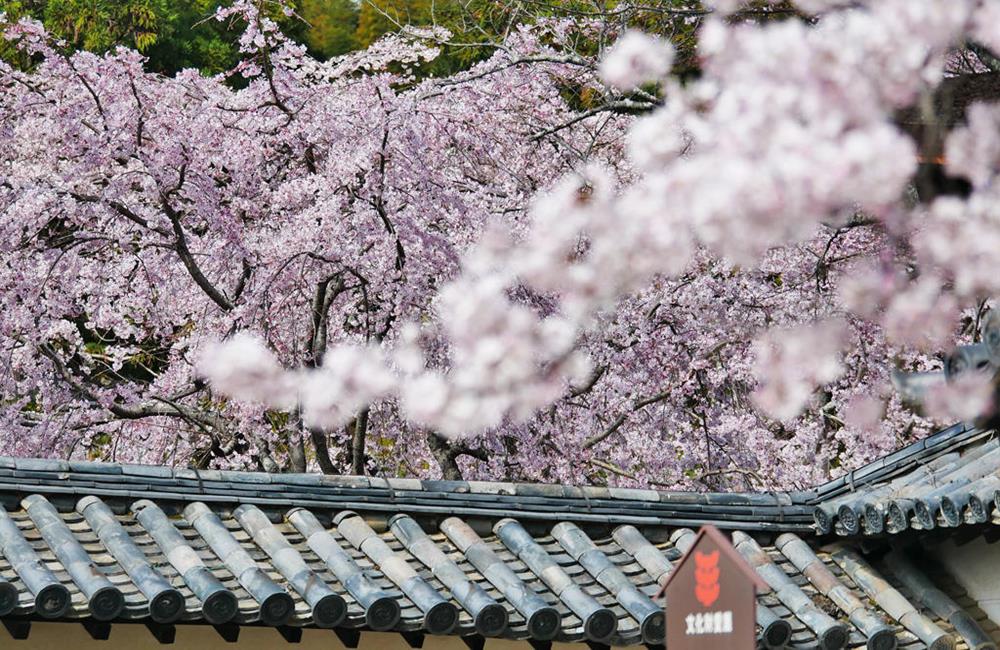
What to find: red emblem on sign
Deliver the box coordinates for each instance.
[694,550,720,607]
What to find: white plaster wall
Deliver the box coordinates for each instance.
[938,536,1000,622]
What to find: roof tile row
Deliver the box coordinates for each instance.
[0,492,994,649]
[814,432,1000,536]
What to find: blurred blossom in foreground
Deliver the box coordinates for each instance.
[752,320,847,421]
[199,334,297,409]
[924,373,995,423]
[843,394,887,434]
[598,31,674,90]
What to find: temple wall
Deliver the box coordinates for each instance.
[938,536,1000,622]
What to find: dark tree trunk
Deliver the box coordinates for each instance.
[308,425,337,474]
[288,431,307,474]
[351,409,369,476]
[427,432,464,481]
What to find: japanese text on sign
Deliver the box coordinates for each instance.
[685,611,734,635]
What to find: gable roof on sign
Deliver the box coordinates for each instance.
[0,422,997,649]
[657,524,767,597]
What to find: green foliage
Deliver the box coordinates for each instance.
[0,0,35,65]
[0,0,223,73]
[1,0,701,83]
[0,0,163,57]
[0,0,308,74]
[355,0,520,76]
[141,0,240,75]
[354,0,706,78]
[300,0,358,59]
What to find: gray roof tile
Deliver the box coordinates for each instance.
[513,484,565,498]
[607,488,661,503]
[119,464,175,479]
[2,488,957,646]
[0,422,993,646]
[813,428,1000,537]
[67,461,122,475]
[466,481,517,496]
[319,476,371,489]
[219,470,273,485]
[386,478,424,491]
[422,480,469,494]
[15,458,69,473]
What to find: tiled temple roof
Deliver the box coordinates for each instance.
[0,422,997,649]
[0,455,814,532]
[811,426,1000,537]
[0,491,996,649]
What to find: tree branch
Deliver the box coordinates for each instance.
[308,274,345,366]
[588,458,636,481]
[569,364,608,397]
[39,342,211,422]
[582,389,671,449]
[159,191,234,312]
[68,191,170,237]
[232,258,253,303]
[287,430,306,473]
[531,100,654,141]
[696,467,765,489]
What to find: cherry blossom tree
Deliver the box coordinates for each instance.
[4,0,1000,489]
[0,2,629,475]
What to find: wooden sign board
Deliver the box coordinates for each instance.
[660,525,766,650]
